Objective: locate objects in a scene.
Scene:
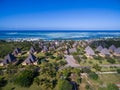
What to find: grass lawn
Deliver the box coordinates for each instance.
[79,73,120,90]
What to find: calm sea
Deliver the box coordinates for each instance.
[0,30,120,40]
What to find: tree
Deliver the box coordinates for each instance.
[107,57,115,64]
[89,72,98,80]
[0,77,7,87]
[93,64,101,71]
[117,69,120,74]
[34,77,40,86]
[56,79,72,90]
[107,83,119,90]
[14,70,35,87]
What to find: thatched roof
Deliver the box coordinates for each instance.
[69,48,77,53]
[96,45,103,52]
[24,54,37,64]
[13,48,21,55]
[100,48,110,55]
[43,46,48,52]
[109,45,116,51]
[29,46,36,53]
[85,46,95,56]
[114,47,120,54]
[3,53,16,64]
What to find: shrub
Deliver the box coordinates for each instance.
[89,72,98,80]
[81,67,91,73]
[106,57,115,64]
[56,79,72,90]
[107,83,119,90]
[14,70,36,87]
[93,64,101,71]
[117,69,120,74]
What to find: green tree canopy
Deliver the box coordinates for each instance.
[14,70,35,87]
[56,79,72,90]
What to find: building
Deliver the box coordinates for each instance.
[109,45,116,52]
[100,48,110,57]
[28,46,36,54]
[114,47,120,56]
[85,46,95,57]
[0,53,16,66]
[96,45,103,52]
[69,48,77,53]
[13,48,21,56]
[22,54,38,65]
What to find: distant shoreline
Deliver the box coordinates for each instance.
[0,31,120,41]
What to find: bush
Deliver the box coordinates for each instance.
[14,70,36,87]
[106,57,115,64]
[56,55,63,60]
[81,67,91,73]
[93,64,101,71]
[56,79,72,90]
[50,55,56,59]
[107,83,119,90]
[58,60,67,66]
[89,72,98,80]
[85,84,90,90]
[0,77,7,87]
[117,69,120,74]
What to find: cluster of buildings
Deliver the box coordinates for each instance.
[0,40,120,66]
[85,45,120,58]
[0,41,61,66]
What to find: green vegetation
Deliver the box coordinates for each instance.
[0,39,120,90]
[117,68,120,74]
[107,83,119,90]
[14,70,37,87]
[56,79,72,90]
[89,72,98,80]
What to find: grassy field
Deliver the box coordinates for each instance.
[79,73,120,90]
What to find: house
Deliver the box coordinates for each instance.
[114,47,120,56]
[28,46,36,54]
[96,45,103,52]
[69,48,77,53]
[22,53,38,65]
[0,53,16,66]
[42,46,48,52]
[13,48,21,56]
[109,45,116,52]
[100,48,110,57]
[49,45,55,51]
[85,46,95,57]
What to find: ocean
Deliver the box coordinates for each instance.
[0,30,120,40]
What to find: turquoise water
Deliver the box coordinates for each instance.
[0,30,120,40]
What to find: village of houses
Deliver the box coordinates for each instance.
[0,39,120,90]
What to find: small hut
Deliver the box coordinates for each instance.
[114,47,120,56]
[85,46,95,57]
[109,45,116,52]
[13,48,21,56]
[100,48,110,57]
[42,46,48,52]
[96,45,103,52]
[0,53,16,66]
[28,46,36,54]
[69,48,77,53]
[22,54,38,65]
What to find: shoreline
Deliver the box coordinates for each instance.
[0,37,120,42]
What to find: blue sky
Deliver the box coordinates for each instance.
[0,0,120,30]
